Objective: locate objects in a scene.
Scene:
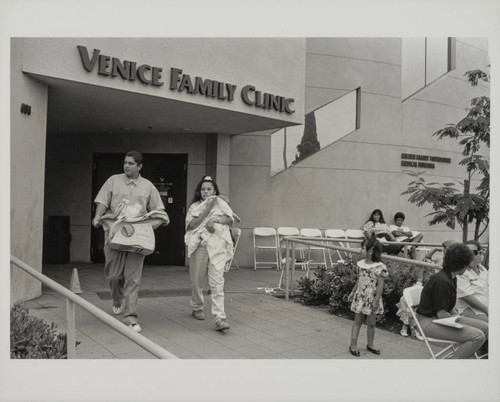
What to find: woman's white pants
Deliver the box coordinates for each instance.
[189,245,226,323]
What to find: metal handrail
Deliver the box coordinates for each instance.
[10,255,178,359]
[290,235,488,249]
[281,236,442,300]
[291,236,448,259]
[291,236,489,260]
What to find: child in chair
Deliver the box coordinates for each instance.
[396,266,425,339]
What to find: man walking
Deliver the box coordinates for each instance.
[92,151,169,332]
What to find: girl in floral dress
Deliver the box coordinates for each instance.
[348,234,389,357]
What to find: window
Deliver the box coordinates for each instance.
[402,37,455,100]
[271,88,360,176]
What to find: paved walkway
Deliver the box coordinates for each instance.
[22,263,429,359]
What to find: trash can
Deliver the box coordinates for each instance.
[43,215,71,264]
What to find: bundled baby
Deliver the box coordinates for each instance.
[185,195,236,272]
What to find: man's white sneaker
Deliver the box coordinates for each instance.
[129,323,142,333]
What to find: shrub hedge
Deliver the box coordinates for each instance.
[10,304,78,359]
[298,257,432,324]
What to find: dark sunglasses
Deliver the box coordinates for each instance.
[471,249,479,255]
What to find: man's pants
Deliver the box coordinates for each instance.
[104,245,145,321]
[418,314,488,359]
[189,245,226,323]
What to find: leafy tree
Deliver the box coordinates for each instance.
[294,111,320,164]
[402,68,490,241]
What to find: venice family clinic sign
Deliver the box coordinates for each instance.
[77,46,295,114]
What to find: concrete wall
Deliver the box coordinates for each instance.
[230,37,489,268]
[11,39,49,303]
[400,37,489,241]
[206,133,231,194]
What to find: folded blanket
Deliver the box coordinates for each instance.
[185,196,234,270]
[100,209,169,243]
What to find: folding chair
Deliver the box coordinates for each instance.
[299,228,328,270]
[403,285,460,359]
[229,227,241,270]
[253,227,279,270]
[480,245,489,267]
[277,227,308,288]
[325,229,347,267]
[277,227,300,270]
[345,229,365,258]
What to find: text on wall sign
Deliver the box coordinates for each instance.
[77,46,295,114]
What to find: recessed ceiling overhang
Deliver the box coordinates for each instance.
[26,73,301,136]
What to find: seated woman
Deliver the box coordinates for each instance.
[416,243,488,359]
[363,209,395,241]
[363,209,398,254]
[456,240,488,322]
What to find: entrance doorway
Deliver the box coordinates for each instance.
[91,152,188,266]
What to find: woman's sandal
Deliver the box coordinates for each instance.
[366,345,381,355]
[349,346,360,357]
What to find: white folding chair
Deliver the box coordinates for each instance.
[277,227,308,288]
[325,229,347,266]
[277,227,300,270]
[253,227,279,270]
[229,227,241,270]
[480,244,488,267]
[345,229,365,257]
[403,285,460,359]
[299,228,328,270]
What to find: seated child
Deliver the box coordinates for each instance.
[396,266,425,339]
[396,249,445,339]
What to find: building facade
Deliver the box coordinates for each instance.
[11,37,489,303]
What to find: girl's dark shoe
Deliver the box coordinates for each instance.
[366,345,381,355]
[215,320,230,331]
[349,346,360,357]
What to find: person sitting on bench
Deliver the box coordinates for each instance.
[389,212,423,259]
